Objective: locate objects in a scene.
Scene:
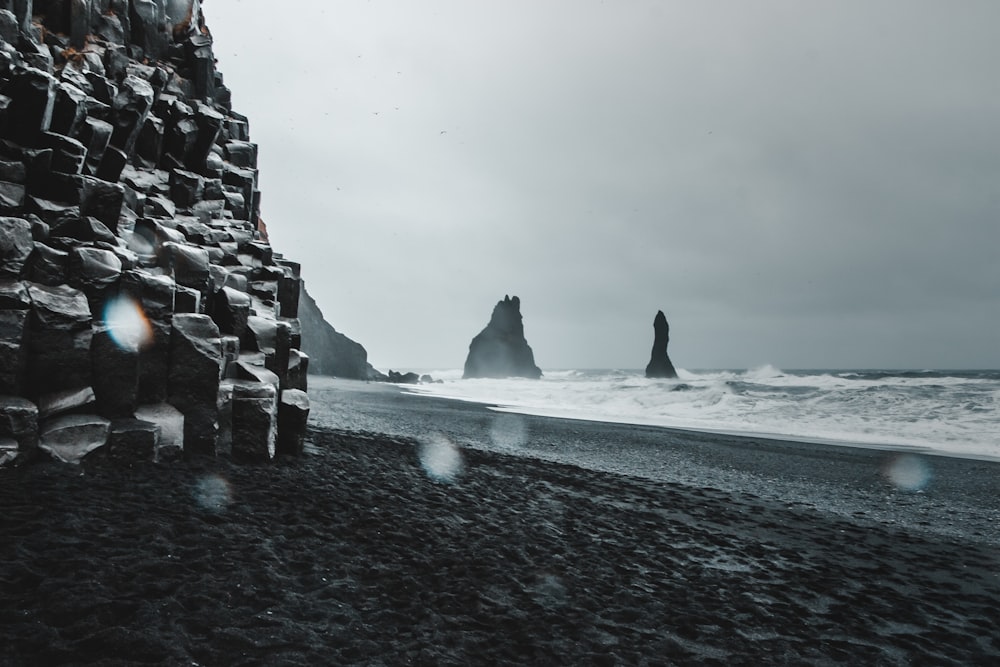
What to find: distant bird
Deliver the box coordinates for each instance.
[440,130,447,134]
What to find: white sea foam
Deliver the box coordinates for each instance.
[403,368,1000,461]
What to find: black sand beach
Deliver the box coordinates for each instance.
[2,379,998,665]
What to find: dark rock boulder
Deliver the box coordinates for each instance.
[159,241,209,300]
[37,385,96,421]
[167,313,222,456]
[209,284,250,337]
[104,418,160,465]
[25,282,93,396]
[68,245,123,314]
[645,310,678,379]
[230,380,276,464]
[463,295,542,379]
[29,242,69,285]
[0,395,38,465]
[5,67,56,139]
[91,324,140,418]
[109,74,155,157]
[285,349,308,392]
[298,283,384,380]
[135,402,185,463]
[276,388,309,457]
[38,413,111,464]
[0,281,29,394]
[387,370,420,384]
[0,217,33,277]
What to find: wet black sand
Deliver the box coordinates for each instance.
[1,378,998,665]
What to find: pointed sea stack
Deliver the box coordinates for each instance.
[463,296,542,379]
[645,310,678,379]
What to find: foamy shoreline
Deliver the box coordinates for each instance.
[396,367,1000,462]
[311,377,1000,547]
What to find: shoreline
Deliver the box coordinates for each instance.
[2,418,998,664]
[312,377,1000,548]
[408,390,1000,464]
[394,368,1000,463]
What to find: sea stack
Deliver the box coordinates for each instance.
[463,296,542,379]
[645,310,678,379]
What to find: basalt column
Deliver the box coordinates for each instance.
[0,0,309,466]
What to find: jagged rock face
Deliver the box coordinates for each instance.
[645,310,678,379]
[463,295,542,379]
[0,0,309,465]
[298,283,384,381]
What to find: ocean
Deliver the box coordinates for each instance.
[400,367,1000,462]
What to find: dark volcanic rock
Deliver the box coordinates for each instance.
[285,349,308,392]
[298,284,384,381]
[91,325,140,419]
[230,380,276,464]
[0,305,28,394]
[645,310,678,379]
[105,418,160,464]
[463,295,542,379]
[168,314,222,457]
[276,388,309,457]
[0,217,33,277]
[25,282,93,396]
[0,395,37,465]
[387,370,420,384]
[38,413,110,464]
[0,0,309,467]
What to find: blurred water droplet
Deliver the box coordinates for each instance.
[883,454,931,492]
[194,474,232,511]
[418,434,463,483]
[103,296,153,352]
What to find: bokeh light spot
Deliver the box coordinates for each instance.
[194,474,232,512]
[884,454,932,492]
[418,434,464,483]
[103,296,154,352]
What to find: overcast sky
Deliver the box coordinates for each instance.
[206,0,999,371]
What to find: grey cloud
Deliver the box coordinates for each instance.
[208,0,1000,370]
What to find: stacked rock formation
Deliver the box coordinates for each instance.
[645,310,678,379]
[463,295,542,379]
[0,0,309,467]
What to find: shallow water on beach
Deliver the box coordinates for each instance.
[402,367,1000,461]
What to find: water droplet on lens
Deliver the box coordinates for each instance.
[103,296,153,352]
[883,454,931,492]
[418,434,463,483]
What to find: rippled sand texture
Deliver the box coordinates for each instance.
[2,424,998,665]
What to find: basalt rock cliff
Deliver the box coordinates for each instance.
[0,0,309,466]
[463,295,541,379]
[645,310,678,379]
[298,284,384,381]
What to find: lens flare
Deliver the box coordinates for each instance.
[418,434,464,483]
[194,474,232,512]
[883,454,932,492]
[103,296,153,352]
